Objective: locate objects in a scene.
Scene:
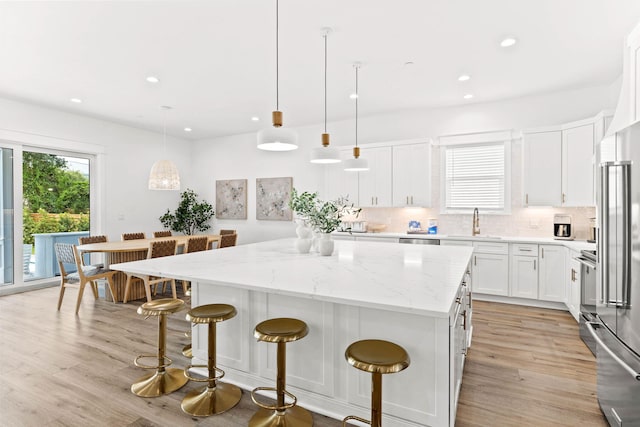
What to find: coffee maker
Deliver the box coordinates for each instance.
[553,214,574,240]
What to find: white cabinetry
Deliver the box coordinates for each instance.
[392,143,431,207]
[324,149,359,204]
[566,251,581,322]
[471,242,509,296]
[510,244,538,299]
[358,146,392,207]
[538,245,566,302]
[523,131,562,206]
[523,121,595,207]
[562,123,595,206]
[629,24,640,124]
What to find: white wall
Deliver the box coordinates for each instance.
[0,96,193,240]
[192,82,618,243]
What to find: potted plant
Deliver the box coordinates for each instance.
[308,196,361,256]
[159,188,215,235]
[289,188,318,253]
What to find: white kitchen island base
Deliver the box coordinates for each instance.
[112,239,473,427]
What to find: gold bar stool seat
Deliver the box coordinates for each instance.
[181,304,242,416]
[249,318,313,427]
[342,339,410,427]
[131,298,188,397]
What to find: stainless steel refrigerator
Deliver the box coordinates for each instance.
[592,121,640,426]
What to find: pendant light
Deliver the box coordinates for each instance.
[344,64,369,171]
[148,106,181,190]
[257,0,298,151]
[310,28,341,164]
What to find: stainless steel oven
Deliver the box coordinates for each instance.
[577,249,597,355]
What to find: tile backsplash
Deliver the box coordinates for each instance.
[357,206,596,240]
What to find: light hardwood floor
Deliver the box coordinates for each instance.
[0,287,607,426]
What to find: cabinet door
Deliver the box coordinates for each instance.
[392,143,431,207]
[523,131,562,206]
[567,256,581,321]
[472,253,509,296]
[359,147,392,207]
[538,245,566,302]
[562,124,594,206]
[510,255,538,299]
[324,150,359,204]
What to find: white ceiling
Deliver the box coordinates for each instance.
[1,0,640,140]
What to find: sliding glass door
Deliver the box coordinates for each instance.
[0,147,14,286]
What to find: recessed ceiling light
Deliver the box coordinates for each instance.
[500,37,517,47]
[146,76,160,83]
[458,74,470,82]
[349,93,358,99]
[464,94,473,99]
[70,98,82,103]
[184,127,192,132]
[251,116,260,121]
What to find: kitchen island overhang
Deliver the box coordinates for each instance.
[112,238,473,427]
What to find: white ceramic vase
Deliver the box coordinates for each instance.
[295,220,313,254]
[318,233,334,256]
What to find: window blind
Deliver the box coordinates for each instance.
[445,143,505,210]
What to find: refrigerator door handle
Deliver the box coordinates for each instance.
[600,163,610,305]
[586,322,640,381]
[620,162,632,308]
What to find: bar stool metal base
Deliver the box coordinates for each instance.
[249,406,314,427]
[131,368,188,397]
[182,344,192,358]
[181,382,242,416]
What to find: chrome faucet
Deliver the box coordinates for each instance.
[472,208,480,236]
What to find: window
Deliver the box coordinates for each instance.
[443,142,510,212]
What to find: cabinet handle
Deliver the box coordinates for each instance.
[468,291,472,308]
[525,194,529,205]
[371,197,374,205]
[571,268,576,282]
[463,310,467,330]
[474,256,477,266]
[534,260,537,270]
[562,193,566,203]
[406,196,409,204]
[519,247,532,252]
[541,248,545,258]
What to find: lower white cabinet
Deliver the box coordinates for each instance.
[510,255,538,299]
[566,252,581,321]
[471,242,509,296]
[538,245,567,302]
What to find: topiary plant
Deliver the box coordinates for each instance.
[159,188,215,235]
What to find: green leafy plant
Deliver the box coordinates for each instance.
[288,188,319,221]
[159,189,215,235]
[309,196,362,234]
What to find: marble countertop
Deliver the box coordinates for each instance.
[335,231,596,251]
[111,238,473,318]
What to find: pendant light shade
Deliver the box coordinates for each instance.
[149,160,181,190]
[310,28,341,164]
[149,105,181,190]
[258,0,298,151]
[345,63,369,172]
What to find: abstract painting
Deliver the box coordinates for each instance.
[256,177,293,221]
[216,179,247,219]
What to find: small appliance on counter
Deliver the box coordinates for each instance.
[340,220,367,233]
[587,217,596,243]
[408,220,421,232]
[553,214,574,240]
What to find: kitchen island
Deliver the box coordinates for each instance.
[112,238,473,427]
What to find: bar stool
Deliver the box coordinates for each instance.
[181,304,242,416]
[249,318,312,427]
[131,298,188,397]
[342,339,410,427]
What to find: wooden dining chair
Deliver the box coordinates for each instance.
[153,230,172,238]
[186,236,210,253]
[123,239,178,303]
[54,243,117,314]
[218,233,238,248]
[122,232,146,241]
[78,235,108,267]
[219,229,236,235]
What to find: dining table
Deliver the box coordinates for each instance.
[76,234,221,302]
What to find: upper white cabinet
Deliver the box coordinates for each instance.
[562,123,595,206]
[523,131,562,206]
[523,120,595,207]
[392,143,431,207]
[358,147,392,207]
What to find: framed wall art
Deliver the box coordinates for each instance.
[256,177,293,221]
[215,179,248,219]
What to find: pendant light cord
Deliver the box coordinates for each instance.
[355,66,359,147]
[276,0,279,111]
[324,33,327,133]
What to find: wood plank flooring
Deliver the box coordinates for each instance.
[0,287,607,426]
